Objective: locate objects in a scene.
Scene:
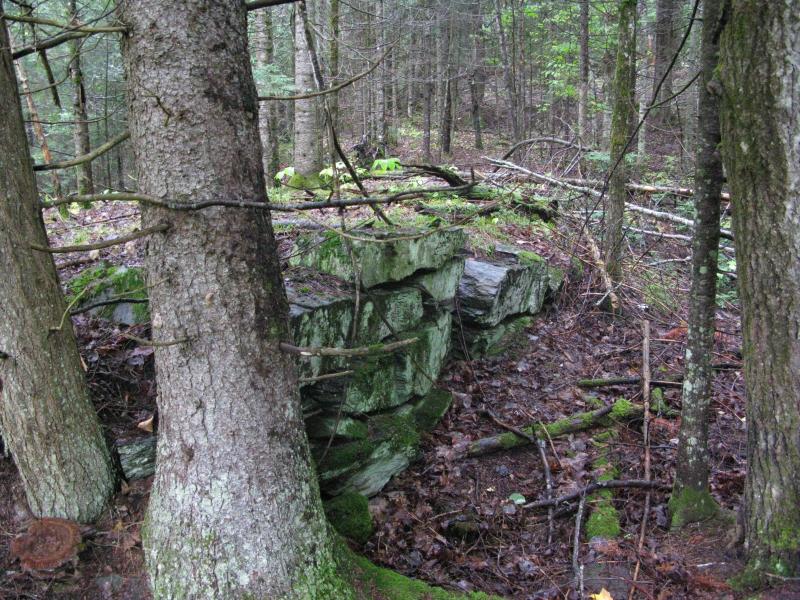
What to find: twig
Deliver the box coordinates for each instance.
[30,224,169,254]
[259,47,390,101]
[69,297,148,316]
[539,439,555,545]
[298,370,354,384]
[524,480,669,510]
[279,337,417,358]
[629,320,652,600]
[573,493,587,599]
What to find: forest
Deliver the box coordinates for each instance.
[0,0,798,598]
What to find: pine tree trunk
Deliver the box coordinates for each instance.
[604,0,637,282]
[494,0,520,141]
[0,13,115,523]
[719,0,800,583]
[669,0,725,529]
[68,0,94,195]
[120,0,351,596]
[293,1,322,182]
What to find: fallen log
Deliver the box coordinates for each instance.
[577,377,682,389]
[486,158,734,240]
[464,398,643,458]
[563,178,732,202]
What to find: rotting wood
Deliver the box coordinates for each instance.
[465,399,644,458]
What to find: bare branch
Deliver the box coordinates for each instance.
[34,131,130,171]
[30,224,169,254]
[2,13,126,33]
[280,337,417,358]
[245,0,299,10]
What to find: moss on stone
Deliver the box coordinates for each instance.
[668,486,719,530]
[411,389,453,432]
[324,493,373,544]
[315,440,375,482]
[348,550,497,599]
[68,264,149,323]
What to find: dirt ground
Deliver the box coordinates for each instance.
[3,128,796,599]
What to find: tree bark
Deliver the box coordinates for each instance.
[0,12,115,523]
[494,0,520,141]
[604,0,638,282]
[669,0,725,529]
[120,0,351,596]
[719,0,800,582]
[292,1,322,182]
[68,0,94,195]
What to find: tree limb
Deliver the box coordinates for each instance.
[33,131,130,171]
[30,224,169,254]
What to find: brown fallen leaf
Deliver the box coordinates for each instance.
[137,415,154,432]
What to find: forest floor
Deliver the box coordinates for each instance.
[2,127,797,599]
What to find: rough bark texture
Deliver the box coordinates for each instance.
[604,0,638,282]
[120,1,351,597]
[293,1,322,181]
[68,0,94,195]
[669,0,725,529]
[0,14,114,523]
[719,0,800,583]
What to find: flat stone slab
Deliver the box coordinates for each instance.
[457,249,551,327]
[289,227,466,288]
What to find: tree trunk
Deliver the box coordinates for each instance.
[719,0,800,583]
[292,1,322,183]
[494,0,520,141]
[328,0,340,128]
[669,0,725,529]
[120,0,351,596]
[604,0,638,282]
[255,8,280,185]
[0,12,115,523]
[10,32,64,200]
[68,0,94,195]
[650,0,679,128]
[577,0,590,146]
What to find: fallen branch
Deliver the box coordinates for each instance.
[502,136,594,162]
[280,337,417,358]
[30,224,169,254]
[487,158,734,240]
[524,479,670,510]
[577,376,682,388]
[563,178,731,202]
[465,398,643,458]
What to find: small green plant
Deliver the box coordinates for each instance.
[274,166,295,184]
[369,157,402,175]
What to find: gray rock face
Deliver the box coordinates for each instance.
[405,256,466,304]
[454,315,535,359]
[457,250,551,327]
[289,227,466,288]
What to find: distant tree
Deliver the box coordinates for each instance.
[669,0,725,529]
[120,0,352,595]
[719,0,800,585]
[68,0,94,195]
[0,11,115,523]
[604,0,638,282]
[292,0,323,184]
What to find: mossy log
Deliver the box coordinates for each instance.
[465,398,643,458]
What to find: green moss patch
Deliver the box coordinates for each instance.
[324,493,373,545]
